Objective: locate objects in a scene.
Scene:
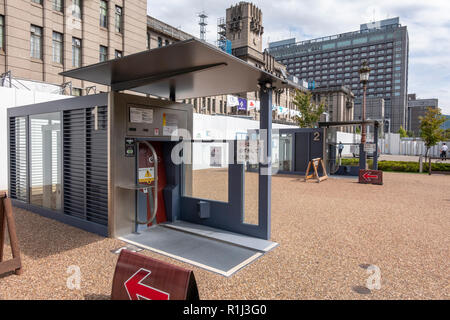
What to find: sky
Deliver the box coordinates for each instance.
[147,0,450,114]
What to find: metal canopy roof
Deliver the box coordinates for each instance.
[318,120,381,128]
[60,38,303,100]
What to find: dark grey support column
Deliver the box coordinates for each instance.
[373,123,379,170]
[359,143,367,170]
[258,82,272,240]
[169,83,176,102]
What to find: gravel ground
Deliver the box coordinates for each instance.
[0,172,449,300]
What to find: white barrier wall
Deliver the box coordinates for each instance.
[0,87,69,190]
[336,131,361,156]
[192,113,297,170]
[380,133,449,157]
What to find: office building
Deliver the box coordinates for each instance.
[311,85,355,132]
[0,0,147,94]
[268,17,409,132]
[407,93,439,136]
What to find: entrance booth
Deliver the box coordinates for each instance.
[248,128,326,175]
[7,39,302,275]
[319,120,382,175]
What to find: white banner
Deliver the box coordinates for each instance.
[248,100,260,111]
[227,95,239,107]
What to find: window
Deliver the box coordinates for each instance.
[100,0,108,28]
[322,43,335,50]
[0,15,4,51]
[73,0,82,19]
[52,32,63,64]
[353,37,367,45]
[99,45,108,62]
[52,0,63,12]
[146,32,151,49]
[337,40,351,48]
[115,6,123,33]
[72,88,82,96]
[158,37,162,48]
[32,0,42,4]
[29,113,62,211]
[72,37,81,67]
[369,34,385,42]
[31,25,43,59]
[115,50,122,59]
[165,39,169,46]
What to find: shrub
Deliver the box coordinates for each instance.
[338,159,450,173]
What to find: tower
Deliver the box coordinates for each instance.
[198,11,208,41]
[226,2,264,52]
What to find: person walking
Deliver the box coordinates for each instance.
[441,143,448,160]
[338,142,344,158]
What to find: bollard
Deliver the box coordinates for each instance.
[111,249,199,300]
[419,155,423,173]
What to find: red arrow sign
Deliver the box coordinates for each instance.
[124,268,170,300]
[363,172,379,181]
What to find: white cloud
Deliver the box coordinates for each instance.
[147,0,450,114]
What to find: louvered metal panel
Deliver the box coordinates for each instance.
[85,107,108,225]
[63,107,108,226]
[9,117,28,202]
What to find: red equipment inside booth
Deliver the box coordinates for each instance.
[138,142,167,226]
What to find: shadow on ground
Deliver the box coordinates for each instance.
[10,207,104,260]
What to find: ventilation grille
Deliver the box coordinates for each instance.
[9,117,28,201]
[63,107,108,226]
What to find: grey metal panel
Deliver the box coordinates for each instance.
[120,226,261,276]
[7,93,109,118]
[161,221,278,253]
[85,107,109,225]
[63,109,86,220]
[63,106,109,227]
[9,117,27,202]
[110,92,194,238]
[258,86,272,240]
[60,39,301,100]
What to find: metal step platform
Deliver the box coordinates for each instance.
[119,222,278,277]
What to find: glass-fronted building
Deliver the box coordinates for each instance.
[268,18,409,133]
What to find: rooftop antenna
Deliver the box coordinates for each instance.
[198,11,208,41]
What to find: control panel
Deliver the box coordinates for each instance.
[126,104,188,138]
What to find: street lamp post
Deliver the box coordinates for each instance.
[359,61,371,170]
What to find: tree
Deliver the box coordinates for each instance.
[444,128,450,141]
[419,107,446,160]
[398,126,408,138]
[293,90,325,128]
